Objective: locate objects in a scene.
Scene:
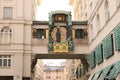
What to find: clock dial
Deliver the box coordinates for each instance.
[59,27,67,42]
[51,27,57,41]
[51,26,68,42]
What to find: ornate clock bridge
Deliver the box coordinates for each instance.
[31,10,89,74]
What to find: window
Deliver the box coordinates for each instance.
[56,76,61,79]
[46,71,51,74]
[0,27,12,44]
[90,2,93,15]
[32,29,46,39]
[3,7,13,19]
[75,29,85,39]
[103,34,114,59]
[114,25,120,51]
[89,51,96,68]
[56,76,58,79]
[56,70,59,74]
[116,0,120,8]
[104,0,110,23]
[0,55,11,67]
[72,59,75,63]
[46,76,51,79]
[0,76,13,80]
[96,14,101,33]
[95,44,103,64]
[90,24,93,41]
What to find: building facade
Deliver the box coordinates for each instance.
[0,0,41,80]
[0,0,90,80]
[32,60,44,80]
[32,10,89,80]
[43,65,66,80]
[70,0,120,80]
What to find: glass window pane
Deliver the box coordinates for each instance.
[8,59,11,66]
[3,59,7,66]
[4,55,7,58]
[3,7,12,19]
[7,55,11,58]
[0,59,2,66]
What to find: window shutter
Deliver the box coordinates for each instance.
[89,51,96,68]
[95,44,103,64]
[114,25,120,51]
[78,65,81,77]
[98,65,113,80]
[76,68,78,78]
[81,67,84,76]
[92,71,102,80]
[107,61,120,79]
[103,35,114,59]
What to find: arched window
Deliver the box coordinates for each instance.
[90,24,93,41]
[96,14,101,33]
[104,0,110,23]
[0,27,12,44]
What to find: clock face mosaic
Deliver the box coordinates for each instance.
[48,11,74,52]
[53,14,67,22]
[51,26,68,42]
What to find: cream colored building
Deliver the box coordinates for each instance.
[33,60,44,80]
[66,59,77,80]
[0,0,90,80]
[43,65,66,80]
[69,0,87,21]
[70,0,120,80]
[0,0,42,80]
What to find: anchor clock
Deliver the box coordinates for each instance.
[48,11,74,53]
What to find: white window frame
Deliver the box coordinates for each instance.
[104,0,110,23]
[0,55,11,67]
[0,27,12,44]
[3,7,13,19]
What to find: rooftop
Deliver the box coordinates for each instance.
[44,66,64,71]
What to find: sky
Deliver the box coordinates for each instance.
[36,0,72,66]
[42,59,66,66]
[36,0,73,21]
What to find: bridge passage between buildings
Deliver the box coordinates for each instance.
[35,54,86,59]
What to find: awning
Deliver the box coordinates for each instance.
[88,74,95,80]
[106,61,120,79]
[98,65,113,80]
[92,71,102,80]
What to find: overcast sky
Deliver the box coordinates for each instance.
[42,59,66,66]
[36,0,73,21]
